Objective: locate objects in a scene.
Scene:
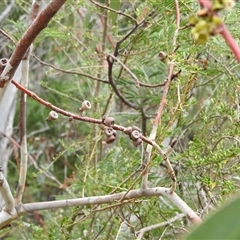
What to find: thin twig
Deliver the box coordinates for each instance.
[108,54,140,88]
[32,54,109,84]
[10,79,158,147]
[89,0,137,24]
[107,55,139,110]
[0,28,17,44]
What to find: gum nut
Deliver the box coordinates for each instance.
[104,117,115,127]
[106,135,116,144]
[131,130,142,140]
[133,138,142,147]
[46,111,58,121]
[80,100,91,111]
[104,127,115,136]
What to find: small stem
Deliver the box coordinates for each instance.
[109,54,140,88]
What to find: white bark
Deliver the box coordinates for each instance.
[0,63,22,208]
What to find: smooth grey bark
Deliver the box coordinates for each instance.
[0,63,22,208]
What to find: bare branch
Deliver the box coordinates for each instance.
[18,187,201,224]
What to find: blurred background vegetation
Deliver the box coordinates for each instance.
[0,0,240,239]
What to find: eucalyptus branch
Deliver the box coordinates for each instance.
[11,79,163,148]
[15,187,201,226]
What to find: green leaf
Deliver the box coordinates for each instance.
[110,0,121,25]
[185,195,240,239]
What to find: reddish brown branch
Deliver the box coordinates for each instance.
[154,62,174,125]
[11,80,155,146]
[220,25,240,63]
[11,80,102,125]
[0,0,67,87]
[174,0,180,28]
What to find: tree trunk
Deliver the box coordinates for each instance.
[0,63,22,208]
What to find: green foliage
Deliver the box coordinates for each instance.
[1,0,240,239]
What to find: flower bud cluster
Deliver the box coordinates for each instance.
[189,11,222,44]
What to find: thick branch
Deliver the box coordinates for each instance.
[18,187,201,224]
